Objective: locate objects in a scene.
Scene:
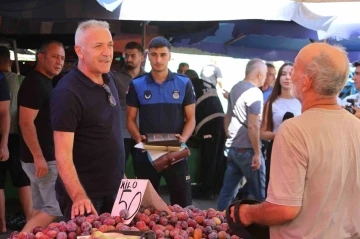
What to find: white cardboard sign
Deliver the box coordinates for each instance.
[111,179,171,224]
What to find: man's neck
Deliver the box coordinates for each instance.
[35,66,53,79]
[78,61,103,84]
[126,67,141,79]
[301,93,341,112]
[244,78,259,87]
[151,69,168,84]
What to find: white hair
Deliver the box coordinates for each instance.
[304,45,349,96]
[245,58,266,76]
[74,20,110,45]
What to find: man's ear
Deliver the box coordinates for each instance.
[74,45,83,59]
[302,75,313,92]
[37,53,44,63]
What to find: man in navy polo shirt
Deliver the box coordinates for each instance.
[126,36,196,207]
[51,20,125,220]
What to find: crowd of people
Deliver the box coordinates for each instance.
[0,18,359,238]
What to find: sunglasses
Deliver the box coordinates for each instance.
[102,84,116,107]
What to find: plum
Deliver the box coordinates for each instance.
[217,231,226,239]
[66,222,77,232]
[121,225,131,231]
[57,222,67,232]
[103,218,115,226]
[165,225,174,231]
[106,225,116,231]
[193,228,202,239]
[93,221,102,229]
[80,231,90,236]
[9,231,19,239]
[176,212,188,221]
[153,225,166,232]
[66,232,77,239]
[164,230,170,238]
[25,233,35,239]
[119,209,129,219]
[155,230,164,238]
[75,216,86,226]
[206,210,217,219]
[144,208,151,216]
[150,214,160,223]
[220,223,229,232]
[159,211,168,217]
[180,221,188,230]
[149,206,156,214]
[169,214,178,224]
[179,230,189,239]
[115,223,124,230]
[99,213,111,218]
[207,232,218,239]
[194,216,204,225]
[204,220,216,229]
[148,221,156,229]
[18,232,28,239]
[159,217,169,226]
[114,216,124,224]
[185,205,195,211]
[48,223,59,228]
[56,232,67,239]
[173,236,184,239]
[187,219,197,228]
[75,227,82,236]
[170,229,180,238]
[81,221,92,232]
[130,226,140,231]
[136,221,147,231]
[33,227,43,235]
[204,226,212,235]
[98,225,108,233]
[230,236,240,239]
[212,218,221,226]
[168,206,174,212]
[185,228,194,237]
[47,230,58,239]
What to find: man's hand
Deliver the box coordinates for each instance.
[251,154,261,170]
[230,204,251,226]
[222,89,229,99]
[34,156,49,178]
[352,106,360,119]
[175,134,186,143]
[135,135,146,144]
[71,194,98,219]
[0,146,9,161]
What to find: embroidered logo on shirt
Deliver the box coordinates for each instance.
[172,90,180,100]
[144,90,152,100]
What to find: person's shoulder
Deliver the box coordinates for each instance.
[132,73,148,83]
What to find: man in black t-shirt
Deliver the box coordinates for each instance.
[18,40,65,232]
[0,70,10,233]
[51,20,125,220]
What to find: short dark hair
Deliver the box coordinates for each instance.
[124,41,144,54]
[148,36,171,50]
[184,69,199,80]
[38,40,64,54]
[353,61,360,67]
[0,46,11,66]
[266,62,275,68]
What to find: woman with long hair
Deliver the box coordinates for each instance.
[260,62,301,195]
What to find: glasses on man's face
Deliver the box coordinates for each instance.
[102,84,116,107]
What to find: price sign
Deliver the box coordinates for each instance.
[111,179,147,224]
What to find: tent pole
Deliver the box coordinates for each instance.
[141,21,148,48]
[12,39,20,75]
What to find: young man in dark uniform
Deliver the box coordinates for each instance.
[126,37,196,207]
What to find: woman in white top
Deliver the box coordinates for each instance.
[260,62,302,195]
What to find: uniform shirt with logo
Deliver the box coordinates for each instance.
[126,71,196,161]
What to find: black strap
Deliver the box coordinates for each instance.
[240,121,248,128]
[234,201,242,224]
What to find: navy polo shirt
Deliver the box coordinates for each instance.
[126,71,196,136]
[51,67,125,198]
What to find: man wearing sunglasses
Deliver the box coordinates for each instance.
[51,20,125,221]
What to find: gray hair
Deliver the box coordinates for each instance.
[304,45,349,96]
[75,20,110,45]
[245,58,266,76]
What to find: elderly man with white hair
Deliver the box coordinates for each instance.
[51,20,126,221]
[229,43,360,239]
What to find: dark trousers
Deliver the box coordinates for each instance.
[56,181,116,221]
[133,153,192,207]
[265,141,274,197]
[197,118,226,196]
[124,138,137,162]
